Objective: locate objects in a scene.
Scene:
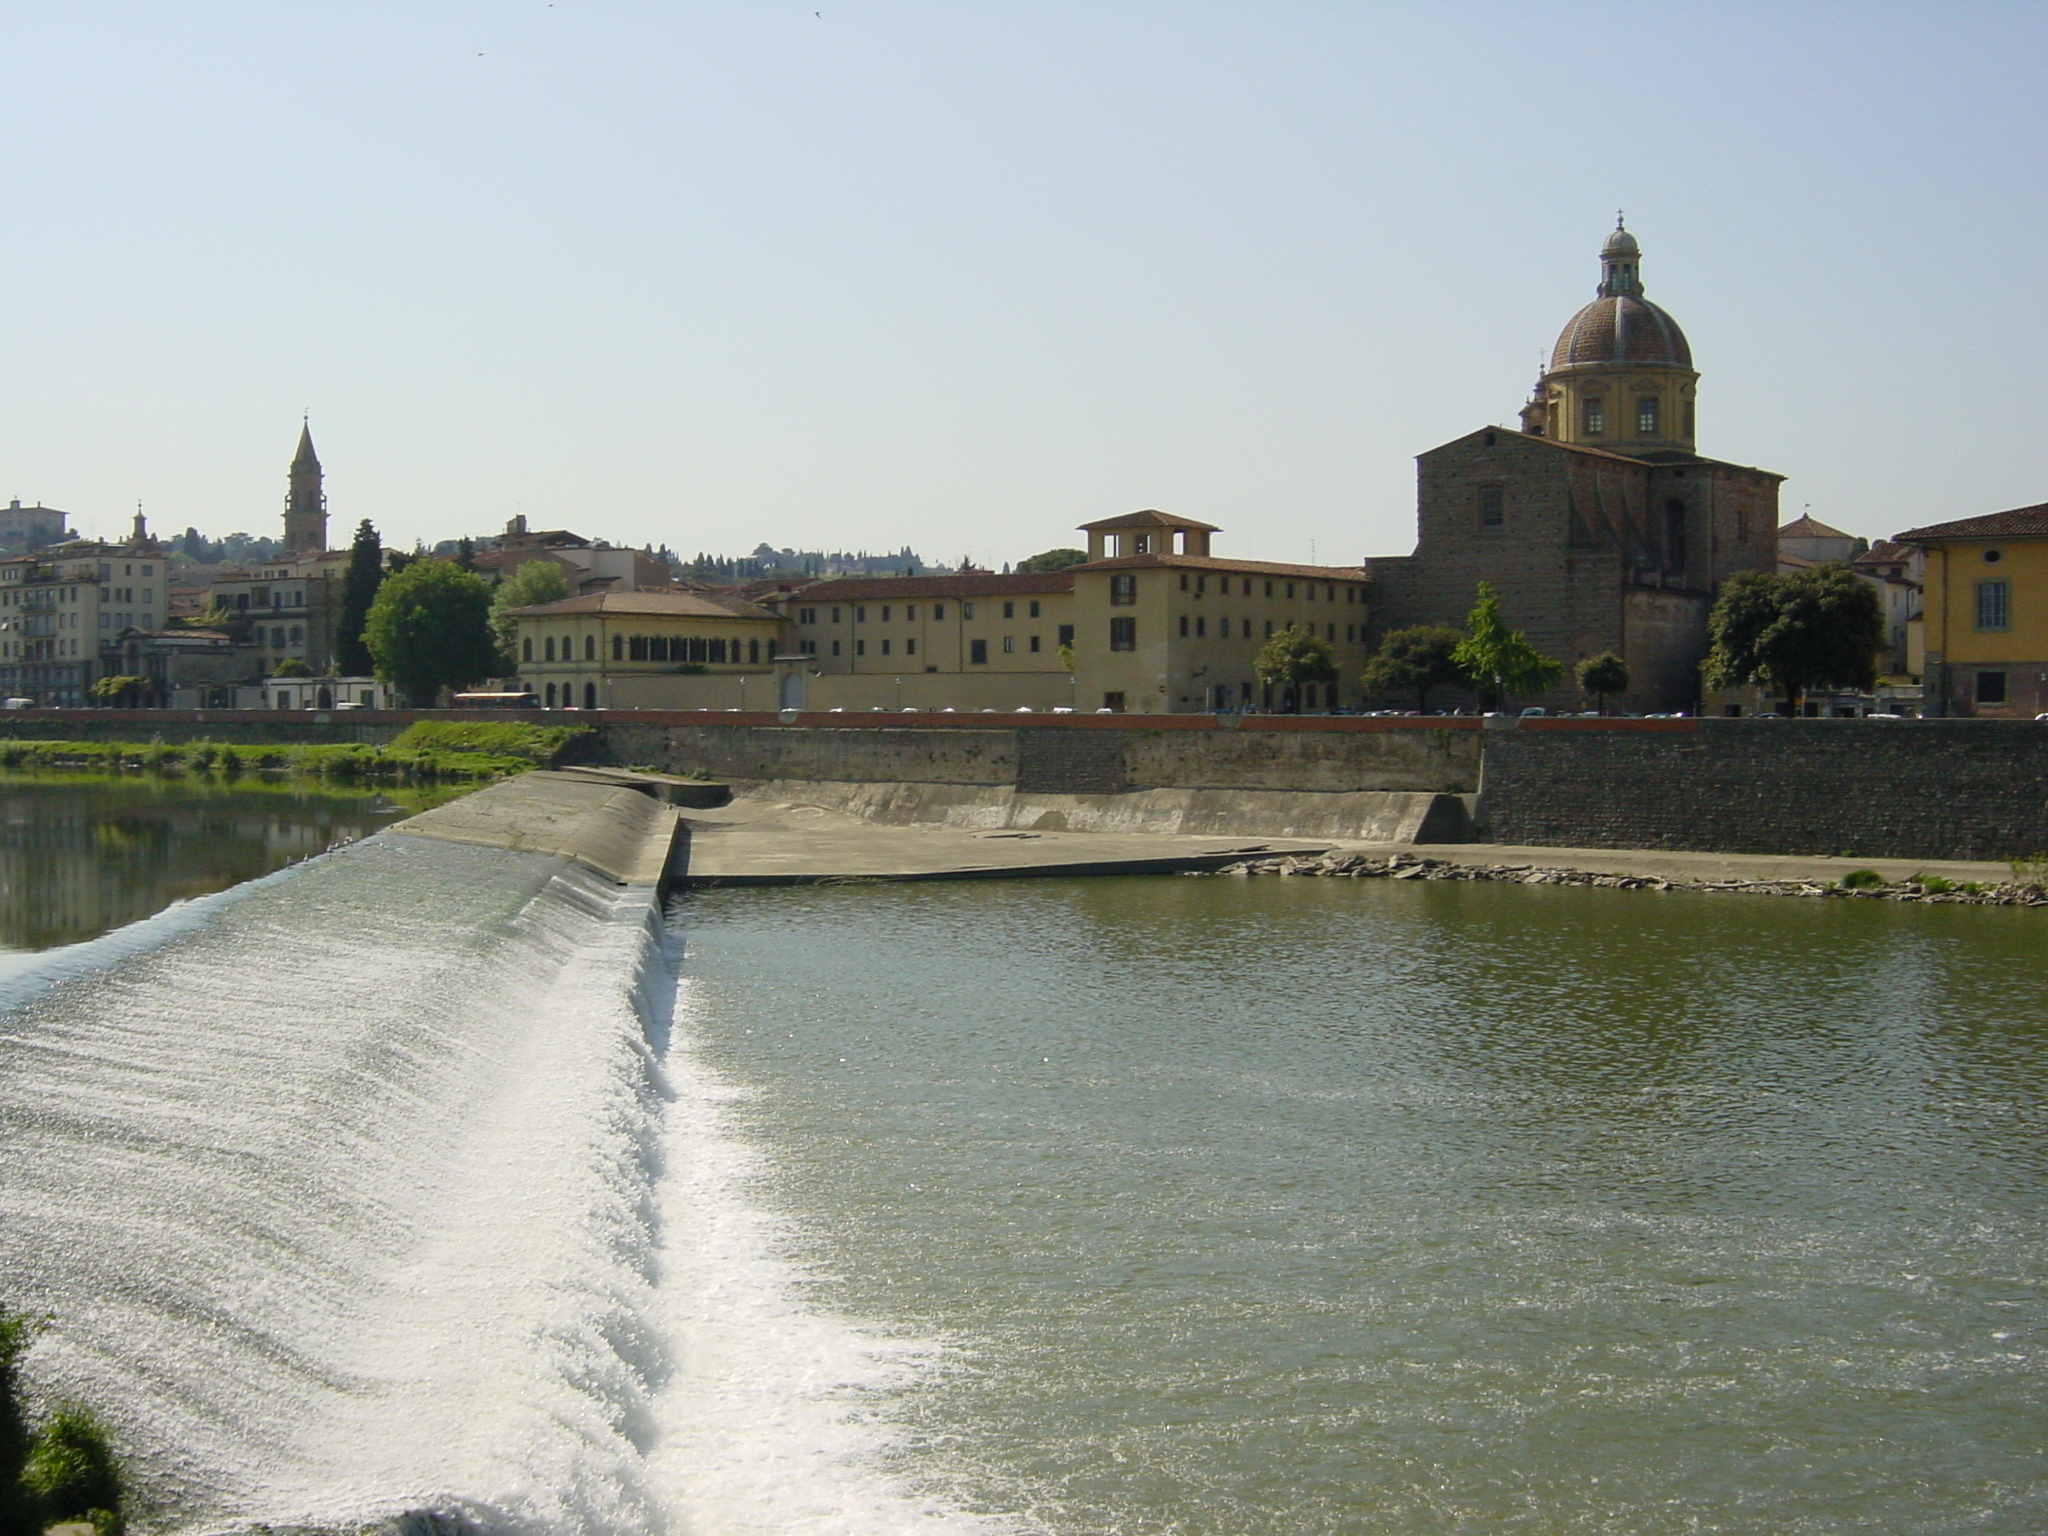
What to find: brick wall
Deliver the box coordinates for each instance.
[1014,729,1125,794]
[1482,718,2048,862]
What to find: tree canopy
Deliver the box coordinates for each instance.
[1452,583,1562,709]
[1015,548,1089,573]
[1361,625,1466,712]
[1574,652,1629,712]
[363,560,499,707]
[490,558,573,667]
[1704,564,1884,712]
[334,519,385,676]
[1254,624,1338,712]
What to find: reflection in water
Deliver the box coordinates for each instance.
[0,772,422,951]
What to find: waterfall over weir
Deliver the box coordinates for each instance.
[0,833,991,1536]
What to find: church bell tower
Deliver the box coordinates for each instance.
[283,420,328,555]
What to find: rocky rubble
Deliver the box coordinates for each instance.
[1201,851,2048,905]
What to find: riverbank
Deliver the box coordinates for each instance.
[1211,845,2048,905]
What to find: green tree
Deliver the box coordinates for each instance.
[1016,547,1089,573]
[334,520,385,676]
[1452,583,1562,710]
[363,560,499,707]
[1360,625,1466,712]
[491,559,573,669]
[88,675,149,707]
[271,657,312,678]
[1254,624,1339,713]
[1575,651,1630,713]
[1704,564,1884,714]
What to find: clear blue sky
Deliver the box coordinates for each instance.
[3,2,2043,566]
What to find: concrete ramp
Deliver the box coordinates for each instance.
[387,771,686,893]
[724,779,1471,842]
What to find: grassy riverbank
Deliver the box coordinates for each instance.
[0,721,589,787]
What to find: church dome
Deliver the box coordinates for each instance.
[1549,292,1692,372]
[1548,220,1691,373]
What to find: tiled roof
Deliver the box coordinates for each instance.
[1550,294,1693,372]
[768,571,1077,601]
[1855,539,1915,565]
[506,590,779,620]
[1895,503,2048,542]
[1076,508,1221,533]
[1073,554,1366,580]
[1777,515,1854,540]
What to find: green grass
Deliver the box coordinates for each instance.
[388,720,589,763]
[0,738,531,785]
[1837,868,1886,890]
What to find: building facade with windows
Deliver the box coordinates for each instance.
[1366,221,1781,713]
[1069,511,1369,713]
[0,525,170,705]
[507,589,784,710]
[1897,504,2048,717]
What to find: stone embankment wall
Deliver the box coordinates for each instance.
[10,709,2048,860]
[1481,718,2048,862]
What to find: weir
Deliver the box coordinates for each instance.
[0,774,997,1535]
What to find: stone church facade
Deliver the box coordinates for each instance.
[1368,222,1782,712]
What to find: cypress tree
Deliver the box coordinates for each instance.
[334,519,384,677]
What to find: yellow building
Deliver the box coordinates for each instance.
[1069,510,1369,713]
[1898,503,2048,717]
[774,571,1078,711]
[509,590,784,710]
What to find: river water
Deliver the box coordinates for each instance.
[0,790,2041,1534]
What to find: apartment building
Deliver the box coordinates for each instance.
[0,533,170,705]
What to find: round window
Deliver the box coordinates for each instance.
[1984,549,2004,563]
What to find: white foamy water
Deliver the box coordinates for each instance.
[0,832,1005,1536]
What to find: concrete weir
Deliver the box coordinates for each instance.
[391,770,1337,888]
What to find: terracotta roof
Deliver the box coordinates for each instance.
[1855,539,1915,565]
[1074,554,1366,580]
[1076,508,1221,533]
[1895,503,2048,542]
[1777,515,1854,540]
[1550,293,1692,372]
[768,571,1077,601]
[507,590,779,621]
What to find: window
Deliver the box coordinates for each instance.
[856,639,866,656]
[905,638,917,656]
[1243,619,1252,638]
[1002,636,1014,653]
[1637,396,1660,436]
[856,606,867,622]
[1976,580,2011,631]
[291,626,303,644]
[1102,692,1126,712]
[831,608,841,623]
[581,635,592,660]
[1028,635,1040,652]
[749,639,760,663]
[970,639,988,664]
[1110,575,1137,606]
[1057,624,1074,646]
[1109,617,1136,651]
[1196,617,1206,637]
[1264,620,1274,638]
[1179,615,1189,637]
[906,605,917,620]
[831,640,841,656]
[800,639,817,656]
[1286,583,1295,599]
[544,636,556,662]
[799,607,816,624]
[612,635,623,660]
[963,602,975,619]
[881,606,891,621]
[1665,499,1687,567]
[585,683,597,710]
[933,604,945,619]
[1976,670,2009,706]
[1179,575,1188,592]
[1583,398,1606,436]
[880,639,890,655]
[523,638,534,662]
[1028,600,1040,618]
[1003,601,1014,618]
[1264,581,1273,597]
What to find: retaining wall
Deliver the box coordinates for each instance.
[1480,717,2048,862]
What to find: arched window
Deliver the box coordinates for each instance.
[749,638,760,664]
[612,634,623,661]
[545,682,557,708]
[523,637,533,662]
[544,635,556,662]
[584,682,597,710]
[584,635,595,660]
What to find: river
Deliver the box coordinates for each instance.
[0,781,2040,1533]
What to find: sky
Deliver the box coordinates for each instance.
[2,1,2044,568]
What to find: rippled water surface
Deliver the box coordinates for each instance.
[673,876,2048,1535]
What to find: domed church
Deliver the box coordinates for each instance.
[1366,220,1782,713]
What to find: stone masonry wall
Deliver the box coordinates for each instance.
[1482,718,2048,862]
